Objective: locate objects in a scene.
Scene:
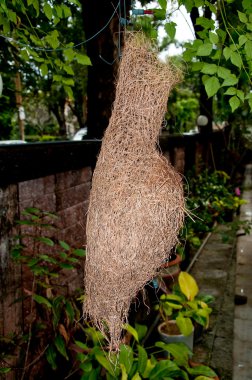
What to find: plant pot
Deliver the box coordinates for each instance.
[157,254,182,291]
[158,320,194,352]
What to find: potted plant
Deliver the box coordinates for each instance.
[157,271,213,351]
[156,248,183,291]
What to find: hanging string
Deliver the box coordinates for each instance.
[0,1,120,53]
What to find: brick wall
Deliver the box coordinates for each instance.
[0,142,95,379]
[18,167,92,248]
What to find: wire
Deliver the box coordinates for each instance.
[0,1,120,53]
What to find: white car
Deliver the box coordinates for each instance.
[0,140,27,145]
[72,127,88,141]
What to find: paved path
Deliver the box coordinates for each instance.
[233,164,252,379]
[190,224,235,380]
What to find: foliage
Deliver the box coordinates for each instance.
[1,207,218,379]
[137,0,252,115]
[165,65,200,133]
[0,0,91,97]
[180,169,251,251]
[0,0,90,138]
[157,272,214,336]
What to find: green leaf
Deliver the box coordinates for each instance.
[217,66,231,79]
[46,345,57,370]
[8,9,17,23]
[63,65,74,75]
[209,32,218,44]
[37,237,54,246]
[44,3,52,20]
[59,263,74,270]
[54,334,69,360]
[236,90,245,102]
[153,8,166,20]
[122,324,139,342]
[149,359,181,379]
[205,76,220,97]
[217,28,227,43]
[191,61,204,71]
[62,4,72,17]
[201,63,217,75]
[196,43,212,56]
[224,87,237,96]
[68,0,81,5]
[64,85,74,100]
[40,63,48,76]
[120,364,127,380]
[33,294,52,308]
[75,340,88,350]
[32,0,39,16]
[137,345,148,375]
[158,0,167,10]
[164,22,176,40]
[155,341,191,366]
[223,46,232,60]
[238,10,248,23]
[176,316,194,336]
[229,96,240,112]
[131,372,141,380]
[95,354,114,376]
[119,344,133,373]
[187,364,217,377]
[76,53,92,65]
[59,240,70,250]
[0,368,11,374]
[196,17,214,30]
[182,0,194,12]
[205,1,217,14]
[135,323,148,342]
[222,74,238,86]
[62,77,74,86]
[45,32,60,49]
[64,48,75,62]
[73,248,86,257]
[239,34,248,46]
[54,5,63,18]
[230,51,242,69]
[195,0,204,6]
[243,0,252,11]
[20,49,30,61]
[245,40,252,60]
[65,300,75,324]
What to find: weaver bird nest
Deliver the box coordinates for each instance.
[84,33,185,350]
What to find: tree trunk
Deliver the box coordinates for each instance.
[82,0,130,139]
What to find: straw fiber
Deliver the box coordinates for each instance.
[84,34,185,350]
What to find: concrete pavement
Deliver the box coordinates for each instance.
[233,163,252,379]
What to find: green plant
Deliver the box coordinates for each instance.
[180,169,251,255]
[1,207,218,379]
[73,323,218,380]
[2,207,88,378]
[157,272,214,337]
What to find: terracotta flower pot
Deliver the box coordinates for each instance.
[157,253,182,291]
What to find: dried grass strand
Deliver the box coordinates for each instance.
[84,33,185,350]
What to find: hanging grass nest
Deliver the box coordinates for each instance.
[84,33,185,351]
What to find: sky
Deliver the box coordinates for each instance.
[161,4,195,57]
[134,1,195,58]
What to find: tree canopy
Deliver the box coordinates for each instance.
[0,0,251,140]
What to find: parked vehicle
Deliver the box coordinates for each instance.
[0,140,27,145]
[72,127,88,140]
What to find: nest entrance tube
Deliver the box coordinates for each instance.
[84,33,185,350]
